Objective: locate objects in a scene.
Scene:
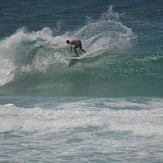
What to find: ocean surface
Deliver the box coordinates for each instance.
[0,0,163,162]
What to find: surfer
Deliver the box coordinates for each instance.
[66,40,86,57]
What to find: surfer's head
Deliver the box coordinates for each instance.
[66,40,70,44]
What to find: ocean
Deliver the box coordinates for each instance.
[0,0,163,162]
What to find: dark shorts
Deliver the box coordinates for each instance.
[74,41,82,48]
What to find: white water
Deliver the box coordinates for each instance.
[0,97,163,135]
[0,96,163,162]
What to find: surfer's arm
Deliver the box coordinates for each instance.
[70,44,73,54]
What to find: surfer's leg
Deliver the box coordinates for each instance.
[74,47,79,57]
[79,42,86,53]
[80,48,86,53]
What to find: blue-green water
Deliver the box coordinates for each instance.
[0,0,163,162]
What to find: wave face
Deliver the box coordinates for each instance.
[0,7,162,97]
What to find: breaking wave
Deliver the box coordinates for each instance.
[0,6,162,96]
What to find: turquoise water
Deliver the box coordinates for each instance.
[0,0,163,162]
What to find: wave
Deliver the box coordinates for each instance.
[0,7,162,96]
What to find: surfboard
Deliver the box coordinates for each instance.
[69,57,80,59]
